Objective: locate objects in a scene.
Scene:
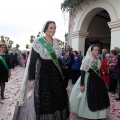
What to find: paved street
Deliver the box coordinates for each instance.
[0,67,120,120]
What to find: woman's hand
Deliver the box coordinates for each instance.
[80,86,85,92]
[29,80,35,90]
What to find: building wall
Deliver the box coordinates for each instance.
[68,0,120,55]
[67,11,76,46]
[73,0,119,31]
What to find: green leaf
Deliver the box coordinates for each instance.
[61,0,87,13]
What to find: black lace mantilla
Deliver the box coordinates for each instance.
[87,69,110,112]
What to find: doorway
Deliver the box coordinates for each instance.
[85,10,111,54]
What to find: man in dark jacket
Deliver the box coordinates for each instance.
[10,50,18,68]
[61,45,74,88]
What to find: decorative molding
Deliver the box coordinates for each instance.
[72,30,89,39]
[108,20,120,32]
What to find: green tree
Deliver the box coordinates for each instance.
[61,0,88,13]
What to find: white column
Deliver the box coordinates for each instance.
[108,20,120,49]
[72,31,89,55]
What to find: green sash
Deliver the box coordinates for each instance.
[91,61,101,78]
[38,37,63,78]
[0,55,9,71]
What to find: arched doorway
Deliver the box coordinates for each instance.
[85,10,111,54]
[71,1,118,55]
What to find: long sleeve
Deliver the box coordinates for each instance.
[28,48,38,80]
[80,70,85,86]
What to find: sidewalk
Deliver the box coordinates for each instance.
[0,67,120,120]
[0,67,24,120]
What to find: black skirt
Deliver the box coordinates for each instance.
[13,49,69,120]
[34,57,69,120]
[87,69,110,112]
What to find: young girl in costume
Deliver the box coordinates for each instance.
[70,45,110,120]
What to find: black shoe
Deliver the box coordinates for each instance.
[115,97,120,101]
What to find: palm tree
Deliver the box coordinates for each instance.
[0,36,5,43]
[8,40,14,50]
[30,35,35,43]
[37,32,41,38]
[5,37,10,44]
[16,44,20,50]
[26,44,30,49]
[1,35,4,40]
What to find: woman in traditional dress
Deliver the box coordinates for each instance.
[0,43,11,99]
[13,21,69,120]
[70,45,110,120]
[101,54,110,89]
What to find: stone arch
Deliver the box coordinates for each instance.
[77,1,118,32]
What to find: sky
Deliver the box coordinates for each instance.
[0,0,68,50]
